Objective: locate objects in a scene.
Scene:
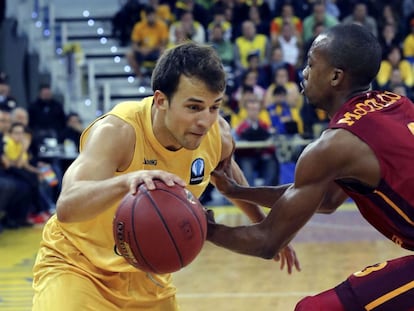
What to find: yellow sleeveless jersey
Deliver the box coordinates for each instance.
[235,34,267,68]
[34,97,222,298]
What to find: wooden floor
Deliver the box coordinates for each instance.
[0,203,411,311]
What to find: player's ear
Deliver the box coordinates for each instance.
[331,68,344,86]
[153,90,169,110]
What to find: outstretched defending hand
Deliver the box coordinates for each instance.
[274,244,301,274]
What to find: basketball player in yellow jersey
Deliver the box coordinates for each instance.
[32,42,300,311]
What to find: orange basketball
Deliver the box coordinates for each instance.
[113,180,207,274]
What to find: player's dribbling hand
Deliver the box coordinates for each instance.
[273,244,301,274]
[128,170,186,194]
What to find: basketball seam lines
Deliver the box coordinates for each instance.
[172,192,206,241]
[143,188,184,271]
[157,188,206,246]
[130,193,158,272]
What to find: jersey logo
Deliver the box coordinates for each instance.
[190,158,204,185]
[143,158,157,165]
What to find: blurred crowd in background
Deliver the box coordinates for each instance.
[2,0,414,229]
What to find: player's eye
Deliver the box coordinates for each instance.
[188,105,201,111]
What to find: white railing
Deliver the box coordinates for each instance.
[235,134,313,163]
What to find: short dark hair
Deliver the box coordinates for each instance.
[9,122,26,133]
[66,111,81,122]
[241,85,254,94]
[39,83,51,91]
[151,42,226,100]
[273,85,287,96]
[143,5,155,15]
[323,24,381,88]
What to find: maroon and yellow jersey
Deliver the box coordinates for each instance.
[329,91,414,251]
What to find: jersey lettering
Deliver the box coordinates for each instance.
[337,92,401,126]
[353,262,387,277]
[408,122,414,135]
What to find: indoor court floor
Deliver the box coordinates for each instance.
[0,202,411,311]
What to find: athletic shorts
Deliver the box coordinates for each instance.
[335,255,414,311]
[32,272,179,311]
[32,245,178,311]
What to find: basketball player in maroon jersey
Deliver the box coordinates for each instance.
[206,23,414,310]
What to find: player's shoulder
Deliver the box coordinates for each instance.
[84,114,135,148]
[310,128,363,154]
[300,128,366,166]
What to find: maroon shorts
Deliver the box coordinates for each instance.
[335,255,414,311]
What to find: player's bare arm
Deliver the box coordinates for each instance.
[210,116,266,222]
[56,115,185,223]
[211,116,300,273]
[207,129,380,259]
[212,128,371,211]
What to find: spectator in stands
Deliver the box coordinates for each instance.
[230,0,251,38]
[376,45,414,89]
[111,0,142,47]
[301,102,330,139]
[341,2,378,37]
[264,67,303,119]
[59,111,83,173]
[379,23,400,59]
[265,85,302,135]
[11,107,29,125]
[232,69,266,107]
[274,0,311,20]
[246,53,272,89]
[234,95,279,187]
[269,3,303,48]
[376,3,403,41]
[28,84,66,146]
[11,107,38,162]
[146,0,174,26]
[403,18,414,64]
[380,68,413,98]
[231,85,270,129]
[234,20,271,71]
[13,106,62,201]
[245,0,272,23]
[207,6,232,42]
[127,5,169,80]
[167,24,189,48]
[208,23,235,68]
[303,22,326,65]
[403,0,414,26]
[0,104,11,133]
[169,10,206,44]
[324,0,341,19]
[391,83,412,99]
[302,1,339,42]
[4,122,50,226]
[174,0,211,29]
[0,72,17,112]
[268,46,297,83]
[0,109,28,231]
[248,5,269,36]
[335,0,362,19]
[59,112,83,151]
[277,21,303,68]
